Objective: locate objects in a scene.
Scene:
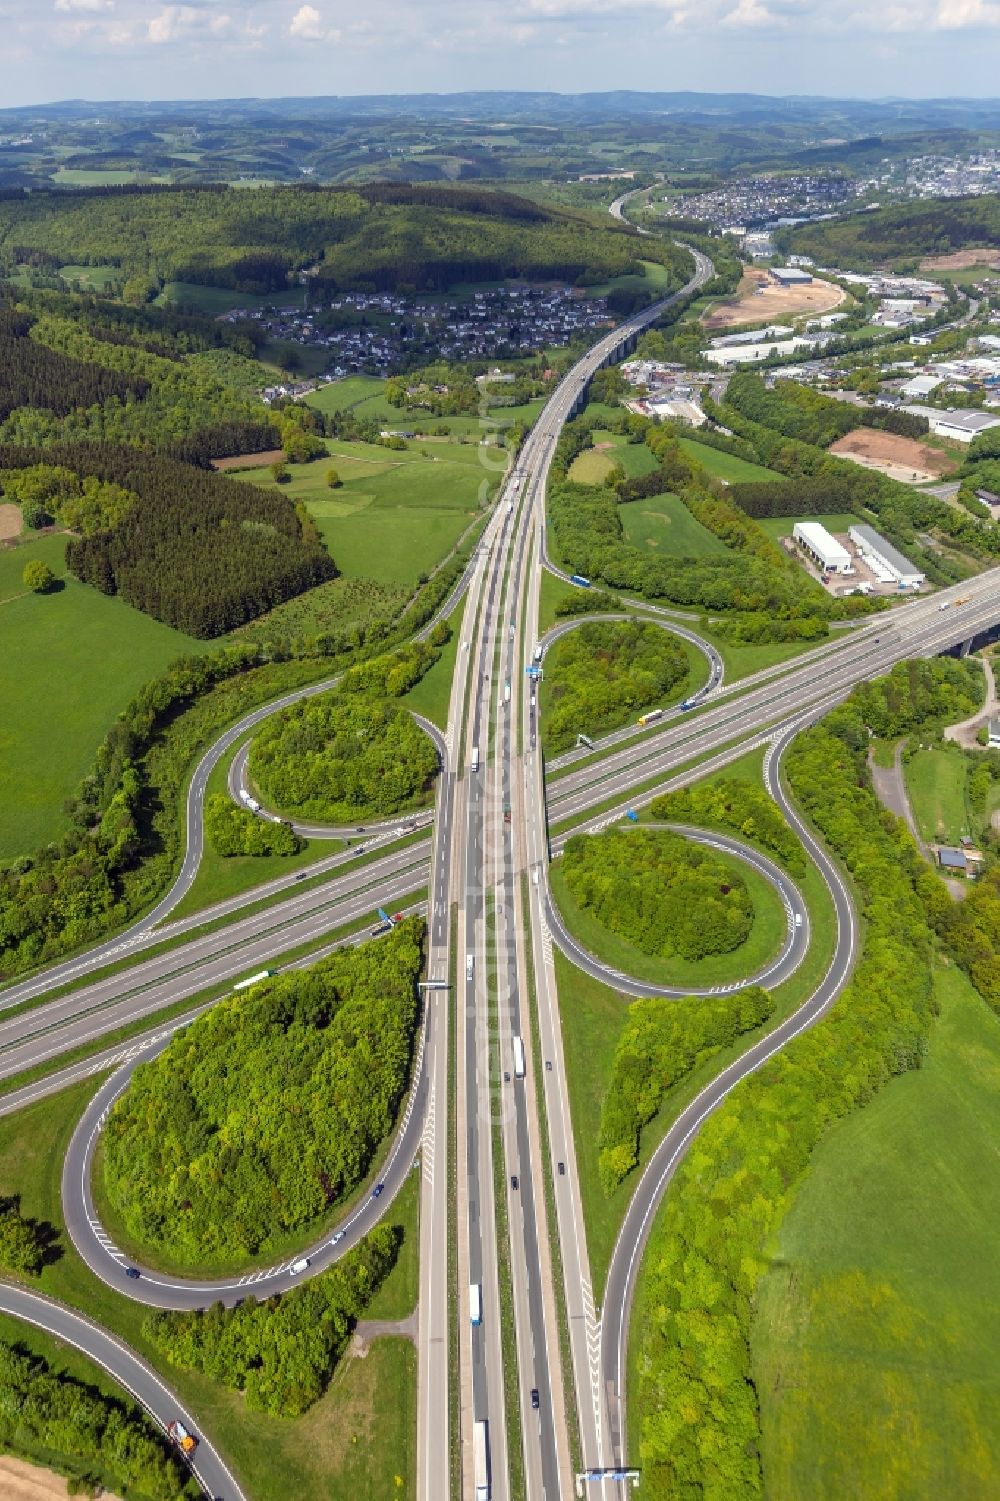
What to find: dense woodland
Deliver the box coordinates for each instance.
[0,183,692,298]
[562,828,755,963]
[103,923,423,1268]
[543,619,689,753]
[781,193,1000,269]
[204,793,303,857]
[0,1342,194,1501]
[633,657,985,1497]
[249,641,441,821]
[0,441,335,636]
[599,986,774,1194]
[145,1226,399,1417]
[0,304,146,420]
[650,779,807,877]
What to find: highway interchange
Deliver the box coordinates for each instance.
[0,232,998,1501]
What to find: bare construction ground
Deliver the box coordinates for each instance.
[0,1456,122,1501]
[919,249,1000,273]
[830,427,957,484]
[0,503,22,542]
[702,267,846,330]
[210,449,285,472]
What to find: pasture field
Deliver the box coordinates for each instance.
[0,535,210,861]
[241,438,491,587]
[568,448,617,485]
[904,746,971,845]
[584,258,676,298]
[156,282,307,315]
[753,968,1000,1500]
[51,168,144,186]
[678,436,784,484]
[620,490,731,557]
[305,376,388,414]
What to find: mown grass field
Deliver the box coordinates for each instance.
[620,490,731,557]
[0,1078,419,1501]
[904,747,971,846]
[0,535,211,861]
[569,435,660,487]
[678,436,784,484]
[305,375,544,438]
[753,967,1000,1501]
[243,437,491,587]
[156,282,307,314]
[757,510,859,542]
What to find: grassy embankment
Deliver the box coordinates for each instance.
[0,1079,420,1501]
[555,747,839,1296]
[752,966,1000,1499]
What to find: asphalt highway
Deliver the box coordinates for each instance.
[0,1282,247,1501]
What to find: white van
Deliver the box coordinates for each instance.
[290,1257,310,1275]
[466,954,475,980]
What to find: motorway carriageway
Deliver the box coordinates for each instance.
[0,846,430,1084]
[543,569,1000,830]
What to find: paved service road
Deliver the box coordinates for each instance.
[0,1283,247,1501]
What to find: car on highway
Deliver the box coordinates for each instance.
[291,1257,310,1274]
[511,1175,519,1191]
[332,1231,345,1245]
[545,1060,552,1071]
[557,1162,565,1176]
[125,1266,140,1280]
[371,1182,384,1199]
[504,1070,510,1082]
[531,1388,540,1410]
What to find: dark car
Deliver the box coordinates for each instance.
[503,1070,510,1083]
[371,1182,384,1199]
[531,1388,540,1410]
[125,1266,141,1280]
[557,1162,565,1177]
[511,1175,519,1191]
[545,1060,552,1072]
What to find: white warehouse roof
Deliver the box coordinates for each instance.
[793,521,852,571]
[848,523,925,585]
[931,409,1000,437]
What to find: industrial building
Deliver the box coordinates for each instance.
[792,521,852,574]
[928,409,1000,443]
[770,266,814,286]
[848,523,925,588]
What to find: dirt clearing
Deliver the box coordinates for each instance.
[702,267,846,330]
[0,1456,122,1501]
[830,427,957,484]
[919,249,1000,273]
[211,449,284,472]
[0,503,22,542]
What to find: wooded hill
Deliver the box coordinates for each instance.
[780,193,1000,270]
[0,182,691,297]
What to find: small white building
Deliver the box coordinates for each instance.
[848,524,925,589]
[929,409,1000,444]
[793,522,852,574]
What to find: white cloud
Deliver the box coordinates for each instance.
[54,0,113,11]
[722,0,778,24]
[290,3,324,36]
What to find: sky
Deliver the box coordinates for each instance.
[3,0,1000,108]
